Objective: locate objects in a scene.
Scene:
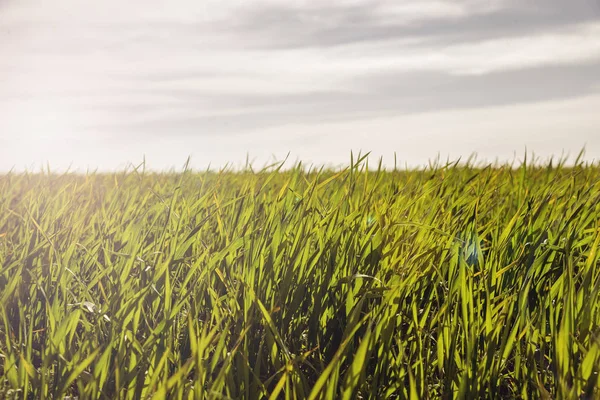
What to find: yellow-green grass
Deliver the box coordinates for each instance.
[1,155,600,398]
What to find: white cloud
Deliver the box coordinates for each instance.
[315,22,600,76]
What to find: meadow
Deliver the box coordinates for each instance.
[1,154,599,399]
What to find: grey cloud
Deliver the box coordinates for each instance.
[80,61,600,136]
[228,0,600,49]
[155,61,600,115]
[347,61,600,114]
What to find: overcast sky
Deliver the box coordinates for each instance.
[1,0,599,171]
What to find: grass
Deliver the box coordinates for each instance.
[1,154,600,398]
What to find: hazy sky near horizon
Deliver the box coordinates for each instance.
[1,0,599,171]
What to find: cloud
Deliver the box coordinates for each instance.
[1,0,600,170]
[333,23,600,75]
[63,60,597,138]
[225,0,599,49]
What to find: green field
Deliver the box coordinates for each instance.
[1,155,600,398]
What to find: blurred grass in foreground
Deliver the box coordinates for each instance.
[1,154,600,399]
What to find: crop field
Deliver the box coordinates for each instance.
[1,155,600,399]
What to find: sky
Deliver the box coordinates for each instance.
[1,0,599,171]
